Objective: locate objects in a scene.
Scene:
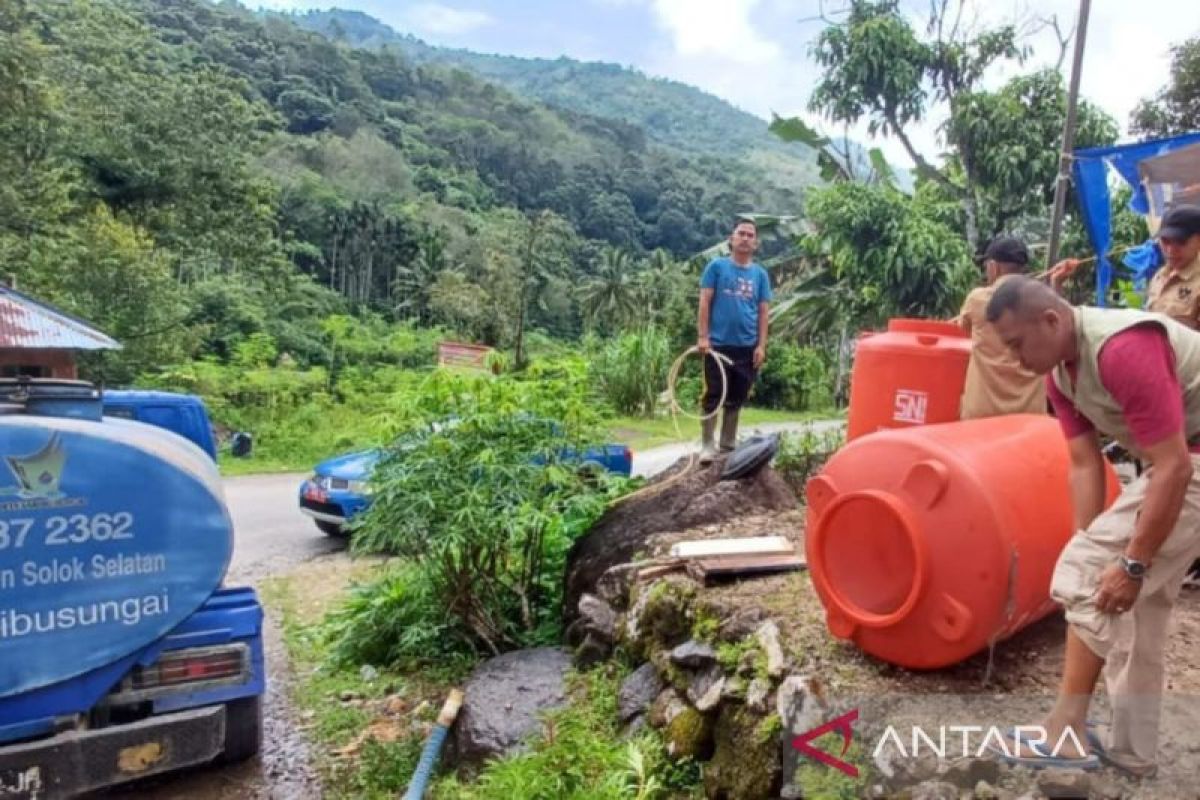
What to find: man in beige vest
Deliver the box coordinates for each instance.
[984,276,1200,776]
[1145,206,1200,328]
[956,237,1046,418]
[1049,205,1200,326]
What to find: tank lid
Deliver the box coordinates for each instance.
[809,489,929,629]
[886,318,967,338]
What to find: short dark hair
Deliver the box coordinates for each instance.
[985,275,1062,323]
[733,218,757,232]
[982,236,1029,268]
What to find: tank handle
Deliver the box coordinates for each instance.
[805,474,839,516]
[916,333,940,346]
[900,459,949,509]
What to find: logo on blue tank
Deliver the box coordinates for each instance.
[1,433,71,503]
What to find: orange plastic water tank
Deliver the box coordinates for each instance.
[846,318,972,441]
[804,414,1120,670]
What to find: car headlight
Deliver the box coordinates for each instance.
[347,479,373,495]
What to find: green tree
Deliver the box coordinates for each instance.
[578,247,640,332]
[775,181,975,336]
[0,0,78,277]
[393,227,448,324]
[51,207,193,383]
[33,0,289,284]
[1131,35,1200,136]
[802,0,1117,254]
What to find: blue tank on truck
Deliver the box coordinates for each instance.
[0,379,264,799]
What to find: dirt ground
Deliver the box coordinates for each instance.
[637,503,1200,798]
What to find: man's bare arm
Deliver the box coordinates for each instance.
[753,301,769,368]
[697,287,714,353]
[1066,431,1108,533]
[1125,432,1193,565]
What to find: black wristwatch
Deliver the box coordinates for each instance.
[1120,555,1148,581]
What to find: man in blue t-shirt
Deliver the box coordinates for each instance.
[697,218,773,463]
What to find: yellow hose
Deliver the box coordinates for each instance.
[608,347,732,506]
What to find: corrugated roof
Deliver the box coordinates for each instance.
[0,286,121,351]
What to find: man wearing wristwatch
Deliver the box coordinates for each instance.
[985,277,1200,777]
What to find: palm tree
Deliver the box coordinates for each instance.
[578,247,640,332]
[392,227,447,324]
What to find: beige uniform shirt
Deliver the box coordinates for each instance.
[1146,253,1200,328]
[957,274,1047,419]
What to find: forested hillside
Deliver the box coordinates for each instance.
[1,0,806,386]
[288,8,822,190]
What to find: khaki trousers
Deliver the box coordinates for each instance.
[1050,455,1200,773]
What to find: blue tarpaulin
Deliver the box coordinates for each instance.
[1071,132,1200,305]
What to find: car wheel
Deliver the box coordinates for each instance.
[220,696,262,763]
[315,520,347,537]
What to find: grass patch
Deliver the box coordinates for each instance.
[431,663,704,800]
[260,568,467,800]
[218,454,311,476]
[263,566,705,800]
[792,738,873,800]
[606,407,837,452]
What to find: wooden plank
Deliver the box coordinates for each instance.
[691,553,806,584]
[668,536,793,559]
[636,562,686,581]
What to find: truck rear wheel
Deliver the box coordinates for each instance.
[221,696,263,763]
[315,520,347,537]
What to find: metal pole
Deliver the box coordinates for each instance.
[1045,0,1091,268]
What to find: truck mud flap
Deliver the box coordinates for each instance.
[0,705,224,800]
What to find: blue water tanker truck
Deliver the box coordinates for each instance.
[0,379,264,799]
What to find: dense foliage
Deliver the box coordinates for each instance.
[332,362,633,661]
[801,0,1118,255]
[1131,34,1200,137]
[0,0,804,387]
[290,8,820,183]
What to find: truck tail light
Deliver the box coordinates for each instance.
[131,645,247,692]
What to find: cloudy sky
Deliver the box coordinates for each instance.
[252,0,1197,168]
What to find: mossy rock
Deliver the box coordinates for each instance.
[624,576,699,659]
[704,704,781,799]
[664,704,715,760]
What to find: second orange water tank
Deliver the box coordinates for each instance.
[846,318,972,441]
[805,414,1120,670]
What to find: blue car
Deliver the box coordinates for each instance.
[298,427,633,536]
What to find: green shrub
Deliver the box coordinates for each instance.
[323,564,475,669]
[589,328,673,417]
[346,358,634,658]
[755,342,832,411]
[139,355,423,469]
[432,666,703,800]
[774,428,845,492]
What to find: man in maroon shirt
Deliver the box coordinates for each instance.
[984,276,1200,776]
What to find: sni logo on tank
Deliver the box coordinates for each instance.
[0,425,232,698]
[892,389,928,425]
